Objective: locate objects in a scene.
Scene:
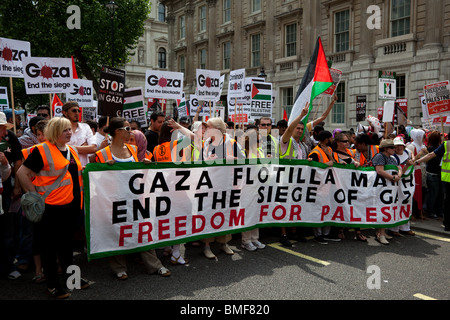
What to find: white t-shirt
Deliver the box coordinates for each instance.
[69,122,96,166]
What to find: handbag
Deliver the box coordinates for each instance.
[21,149,70,223]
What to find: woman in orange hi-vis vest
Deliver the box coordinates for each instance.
[17,117,88,299]
[95,117,170,279]
[129,130,153,161]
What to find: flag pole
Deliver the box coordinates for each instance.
[9,77,16,135]
[49,94,53,118]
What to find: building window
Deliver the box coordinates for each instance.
[332,82,346,124]
[223,0,231,23]
[199,49,207,69]
[391,0,411,37]
[285,23,297,57]
[223,41,231,70]
[251,34,261,68]
[158,48,167,69]
[199,6,207,32]
[158,3,166,22]
[179,55,185,74]
[252,0,261,13]
[281,87,294,116]
[179,15,185,39]
[396,74,406,98]
[335,10,350,52]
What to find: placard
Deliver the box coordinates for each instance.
[145,70,184,100]
[97,65,125,117]
[424,81,450,116]
[66,79,94,107]
[0,37,31,78]
[196,69,222,101]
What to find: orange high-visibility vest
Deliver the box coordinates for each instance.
[153,140,183,162]
[33,141,83,208]
[308,145,333,163]
[96,144,138,163]
[22,146,36,160]
[359,145,379,165]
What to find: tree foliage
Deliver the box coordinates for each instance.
[0,0,151,111]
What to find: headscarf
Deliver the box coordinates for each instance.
[131,130,148,161]
[409,128,425,153]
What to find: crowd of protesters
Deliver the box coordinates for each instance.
[0,99,449,299]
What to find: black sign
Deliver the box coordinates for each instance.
[356,96,366,122]
[98,65,126,117]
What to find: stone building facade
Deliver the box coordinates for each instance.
[160,0,450,130]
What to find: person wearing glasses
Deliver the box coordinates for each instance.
[61,102,96,167]
[95,117,171,279]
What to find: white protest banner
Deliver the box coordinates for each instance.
[66,79,94,107]
[177,92,188,118]
[323,68,342,96]
[250,81,273,119]
[196,69,222,101]
[228,77,263,123]
[0,87,9,109]
[84,160,414,260]
[419,92,429,119]
[228,69,246,99]
[82,107,97,121]
[0,37,31,78]
[22,57,73,94]
[378,71,396,100]
[382,101,395,123]
[145,70,183,100]
[123,87,147,128]
[189,95,214,117]
[423,81,450,117]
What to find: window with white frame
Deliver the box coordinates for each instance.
[223,41,231,70]
[199,6,207,32]
[391,0,411,37]
[332,82,346,124]
[335,9,350,52]
[285,23,297,57]
[223,0,231,23]
[179,15,185,39]
[199,49,207,69]
[251,33,261,67]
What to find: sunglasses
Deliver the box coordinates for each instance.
[118,126,131,132]
[260,123,271,127]
[70,109,81,113]
[339,140,349,143]
[37,113,49,117]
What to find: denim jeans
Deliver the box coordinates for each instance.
[426,172,444,217]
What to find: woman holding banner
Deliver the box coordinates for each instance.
[17,117,89,299]
[129,129,153,161]
[96,117,171,279]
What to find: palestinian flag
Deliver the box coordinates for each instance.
[288,37,333,125]
[123,88,144,110]
[0,87,8,107]
[251,82,272,101]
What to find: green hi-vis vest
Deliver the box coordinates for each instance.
[442,141,450,183]
[280,138,297,159]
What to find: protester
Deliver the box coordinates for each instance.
[354,133,379,167]
[201,117,245,259]
[0,111,24,280]
[145,111,165,156]
[407,128,427,219]
[415,133,450,231]
[96,117,171,278]
[371,139,411,244]
[16,117,89,298]
[18,116,45,149]
[308,130,341,244]
[62,101,97,167]
[388,137,415,236]
[422,131,444,219]
[129,129,153,162]
[258,117,278,159]
[240,128,266,251]
[36,106,51,119]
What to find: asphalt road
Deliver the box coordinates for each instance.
[1,225,448,312]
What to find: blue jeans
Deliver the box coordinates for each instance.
[426,173,444,217]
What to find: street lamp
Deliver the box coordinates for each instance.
[106,1,119,67]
